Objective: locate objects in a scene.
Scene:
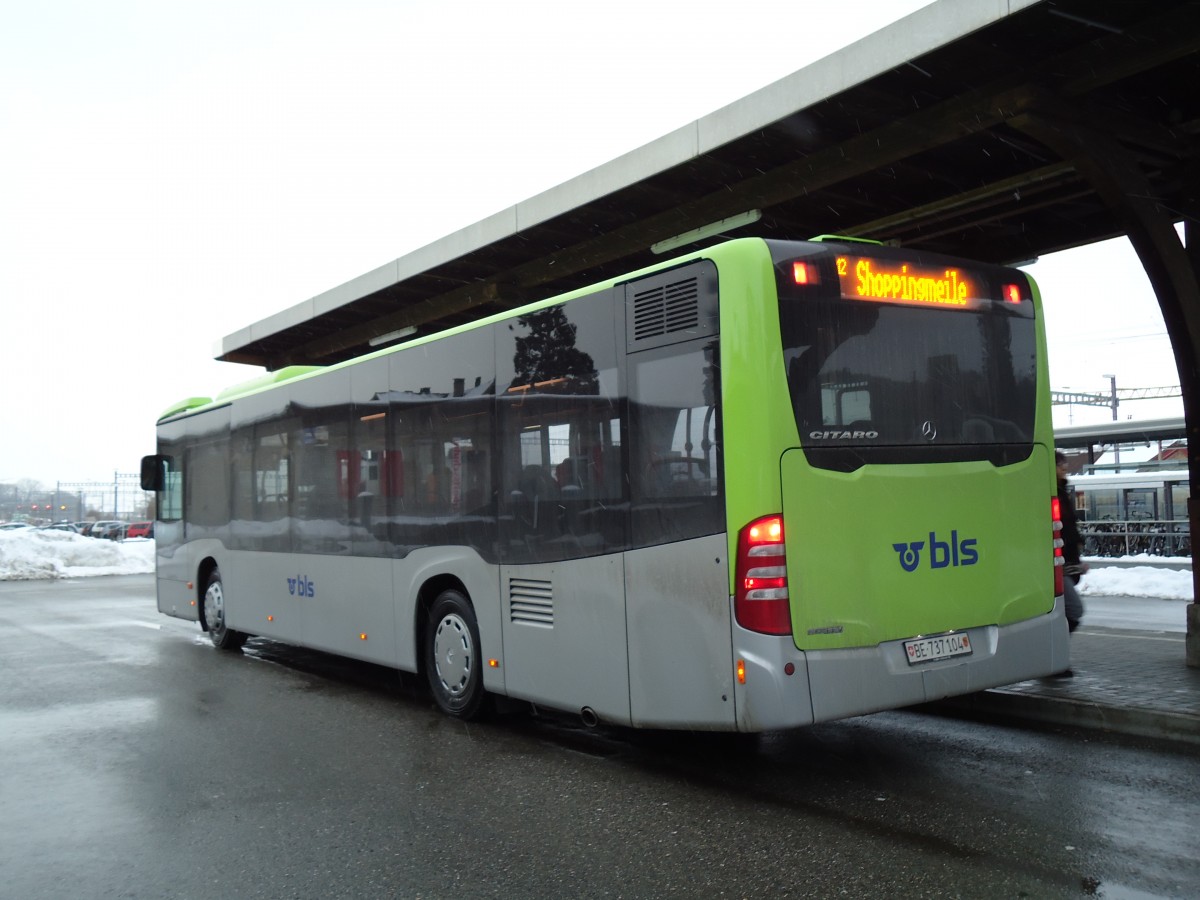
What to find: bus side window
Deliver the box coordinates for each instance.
[160,458,183,522]
[629,341,723,547]
[186,437,230,539]
[496,291,623,561]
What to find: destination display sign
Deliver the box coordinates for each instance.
[836,255,986,309]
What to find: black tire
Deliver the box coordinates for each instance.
[203,568,247,651]
[425,590,488,719]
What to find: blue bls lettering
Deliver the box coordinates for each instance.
[287,575,316,597]
[893,531,978,572]
[892,541,925,573]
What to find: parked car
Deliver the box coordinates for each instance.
[89,521,127,540]
[38,522,80,533]
[0,521,34,531]
[125,521,153,539]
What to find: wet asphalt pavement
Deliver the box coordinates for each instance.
[2,575,1198,899]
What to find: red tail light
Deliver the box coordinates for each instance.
[1051,497,1064,596]
[735,514,792,635]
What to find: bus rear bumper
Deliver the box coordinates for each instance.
[734,599,1069,731]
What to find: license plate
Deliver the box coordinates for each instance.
[904,632,972,665]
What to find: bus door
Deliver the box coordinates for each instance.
[495,295,633,725]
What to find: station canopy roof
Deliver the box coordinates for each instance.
[1053,416,1191,450]
[218,0,1200,370]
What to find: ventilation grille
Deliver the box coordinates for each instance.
[632,276,700,342]
[509,577,554,627]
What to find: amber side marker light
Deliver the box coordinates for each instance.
[267,615,274,622]
[359,633,368,641]
[488,659,500,668]
[736,659,746,685]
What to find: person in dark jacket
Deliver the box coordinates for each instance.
[1055,450,1087,676]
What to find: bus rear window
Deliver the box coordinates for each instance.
[779,292,1037,469]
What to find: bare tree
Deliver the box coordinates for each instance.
[16,478,43,504]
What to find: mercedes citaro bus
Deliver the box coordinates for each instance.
[142,237,1068,730]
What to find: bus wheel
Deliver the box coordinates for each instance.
[425,590,488,720]
[203,568,246,651]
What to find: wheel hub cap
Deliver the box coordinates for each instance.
[433,614,472,696]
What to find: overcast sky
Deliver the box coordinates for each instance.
[1,0,1184,488]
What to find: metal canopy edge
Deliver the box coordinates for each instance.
[216,0,1198,371]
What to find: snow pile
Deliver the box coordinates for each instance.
[0,529,1193,599]
[0,529,155,581]
[1078,561,1193,601]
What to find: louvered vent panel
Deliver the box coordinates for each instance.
[509,577,554,627]
[632,277,699,342]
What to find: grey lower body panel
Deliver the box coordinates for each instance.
[734,598,1069,730]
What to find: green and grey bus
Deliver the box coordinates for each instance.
[142,237,1069,730]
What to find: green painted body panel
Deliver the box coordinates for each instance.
[213,365,321,402]
[782,446,1055,650]
[710,238,1058,652]
[160,366,322,422]
[707,240,796,566]
[158,396,213,420]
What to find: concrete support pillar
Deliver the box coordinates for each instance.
[1012,109,1200,667]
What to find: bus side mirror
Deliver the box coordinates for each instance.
[141,455,168,492]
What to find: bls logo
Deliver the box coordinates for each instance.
[892,531,978,572]
[287,575,316,597]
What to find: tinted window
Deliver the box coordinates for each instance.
[152,438,185,559]
[229,418,297,552]
[290,370,353,556]
[389,325,496,557]
[628,339,723,547]
[496,293,625,562]
[160,455,183,523]
[185,435,230,541]
[291,413,352,555]
[781,298,1036,468]
[349,357,397,558]
[157,409,228,550]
